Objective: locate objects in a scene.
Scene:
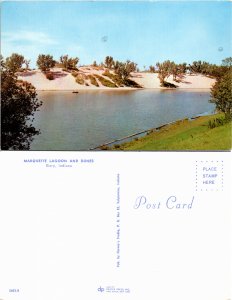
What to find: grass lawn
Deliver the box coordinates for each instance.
[115,114,231,151]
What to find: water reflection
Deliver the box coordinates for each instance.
[31,89,214,150]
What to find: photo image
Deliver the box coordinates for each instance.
[1,1,231,151]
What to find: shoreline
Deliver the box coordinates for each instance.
[89,111,216,150]
[113,113,231,151]
[36,87,212,92]
[37,87,139,92]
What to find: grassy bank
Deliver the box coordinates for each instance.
[113,114,231,150]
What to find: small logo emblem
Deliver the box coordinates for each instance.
[98,286,104,292]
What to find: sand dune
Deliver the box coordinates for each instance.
[130,72,215,89]
[18,67,215,91]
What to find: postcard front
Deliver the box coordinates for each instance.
[0,1,231,299]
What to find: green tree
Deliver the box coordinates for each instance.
[189,60,211,74]
[189,60,228,78]
[222,57,232,67]
[92,60,97,67]
[204,64,225,78]
[156,60,173,85]
[170,62,179,81]
[149,65,155,73]
[60,55,69,69]
[179,63,187,75]
[60,55,79,70]
[170,62,187,81]
[190,61,202,73]
[24,59,31,70]
[37,54,55,72]
[1,56,42,150]
[5,53,25,73]
[210,70,232,120]
[114,60,137,82]
[68,57,79,70]
[104,56,114,69]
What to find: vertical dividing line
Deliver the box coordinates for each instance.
[196,160,198,191]
[116,173,121,268]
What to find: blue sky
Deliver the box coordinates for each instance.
[1,1,231,68]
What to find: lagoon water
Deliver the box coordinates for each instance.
[31,89,215,150]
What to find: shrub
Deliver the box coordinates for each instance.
[123,79,142,88]
[102,70,142,87]
[102,70,123,86]
[149,66,155,73]
[114,144,121,149]
[37,54,55,72]
[161,81,177,88]
[102,69,111,76]
[60,55,79,70]
[76,75,85,85]
[46,72,54,80]
[71,71,78,77]
[94,74,117,88]
[88,75,99,87]
[208,117,229,129]
[100,145,109,150]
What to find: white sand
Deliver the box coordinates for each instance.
[130,72,215,89]
[18,67,216,91]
